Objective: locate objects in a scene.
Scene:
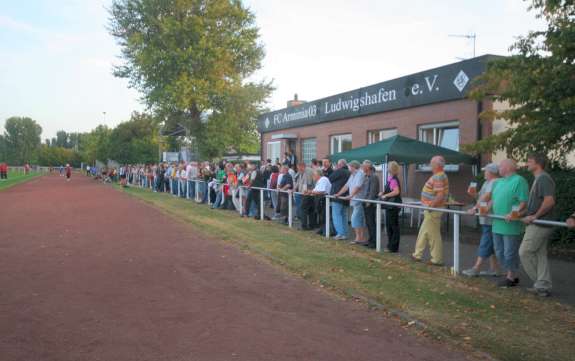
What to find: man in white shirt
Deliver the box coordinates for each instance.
[307,169,332,235]
[308,169,331,196]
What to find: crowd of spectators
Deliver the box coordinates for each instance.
[90,152,570,297]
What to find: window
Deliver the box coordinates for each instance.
[301,138,317,165]
[330,134,352,154]
[267,141,281,163]
[419,122,459,150]
[368,128,397,144]
[418,121,460,171]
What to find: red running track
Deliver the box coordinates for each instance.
[0,175,470,361]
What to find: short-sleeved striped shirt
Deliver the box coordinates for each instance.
[421,171,449,207]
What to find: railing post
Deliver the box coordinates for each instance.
[207,184,211,205]
[288,191,293,228]
[376,203,382,252]
[325,196,330,238]
[178,180,181,197]
[260,188,264,221]
[195,180,200,202]
[453,213,460,275]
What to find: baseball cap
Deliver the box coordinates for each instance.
[482,163,499,175]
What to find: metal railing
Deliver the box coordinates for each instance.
[126,177,569,275]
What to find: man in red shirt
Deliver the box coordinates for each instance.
[65,164,72,181]
[0,162,7,180]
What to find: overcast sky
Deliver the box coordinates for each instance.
[0,0,544,140]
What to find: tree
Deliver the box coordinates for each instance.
[466,0,575,164]
[107,112,160,164]
[81,125,112,164]
[38,145,81,167]
[2,116,42,164]
[55,130,70,148]
[109,0,272,158]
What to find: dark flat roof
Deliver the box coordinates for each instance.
[258,54,502,133]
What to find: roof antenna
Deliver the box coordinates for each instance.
[449,33,476,60]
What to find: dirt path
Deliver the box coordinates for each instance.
[0,175,469,361]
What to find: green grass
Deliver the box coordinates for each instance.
[0,171,41,191]
[120,185,575,361]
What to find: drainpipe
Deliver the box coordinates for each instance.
[476,100,483,170]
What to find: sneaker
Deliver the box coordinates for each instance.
[526,288,551,297]
[497,278,518,288]
[537,289,551,297]
[411,255,423,263]
[462,268,480,277]
[479,270,500,277]
[333,235,347,240]
[428,261,444,267]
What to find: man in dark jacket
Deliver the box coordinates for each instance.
[329,159,351,239]
[244,164,266,219]
[321,158,334,178]
[362,160,381,249]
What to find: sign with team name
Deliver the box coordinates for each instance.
[258,55,499,133]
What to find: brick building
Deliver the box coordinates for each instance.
[257,55,501,199]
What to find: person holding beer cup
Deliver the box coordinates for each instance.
[462,163,501,277]
[486,159,529,288]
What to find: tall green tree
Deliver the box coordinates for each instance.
[466,0,575,164]
[81,125,113,164]
[55,130,70,148]
[107,112,160,164]
[109,0,272,158]
[2,116,42,164]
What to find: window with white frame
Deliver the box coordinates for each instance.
[330,134,352,154]
[418,121,460,171]
[301,138,317,165]
[267,141,281,164]
[368,128,398,144]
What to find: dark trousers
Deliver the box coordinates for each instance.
[245,189,260,217]
[315,196,335,236]
[386,208,401,252]
[365,204,377,247]
[0,171,6,179]
[301,195,317,229]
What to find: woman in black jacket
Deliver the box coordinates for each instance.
[379,161,402,253]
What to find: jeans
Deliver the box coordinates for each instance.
[171,179,178,195]
[477,225,495,258]
[331,202,348,237]
[271,191,278,213]
[294,193,303,220]
[248,198,258,217]
[492,233,521,274]
[245,189,261,217]
[179,179,187,198]
[213,189,224,208]
[187,180,195,199]
[201,182,208,203]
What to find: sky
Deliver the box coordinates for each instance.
[0,0,545,140]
